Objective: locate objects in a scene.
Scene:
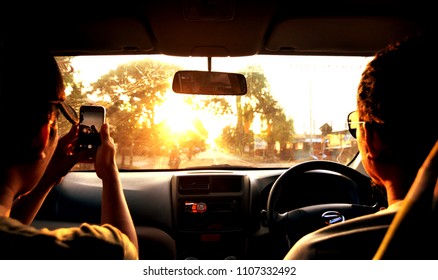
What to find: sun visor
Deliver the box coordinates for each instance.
[48,17,155,55]
[264,17,423,56]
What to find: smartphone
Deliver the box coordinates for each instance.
[76,105,106,151]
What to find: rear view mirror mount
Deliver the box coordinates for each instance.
[172,70,247,95]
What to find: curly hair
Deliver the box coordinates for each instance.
[357,32,437,189]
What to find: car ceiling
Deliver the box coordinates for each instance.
[7,0,432,57]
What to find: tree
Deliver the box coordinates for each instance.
[86,58,181,163]
[233,65,294,158]
[55,56,88,136]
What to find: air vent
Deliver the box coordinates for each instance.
[178,175,244,194]
[211,176,242,192]
[179,176,210,194]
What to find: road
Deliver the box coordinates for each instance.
[113,148,295,170]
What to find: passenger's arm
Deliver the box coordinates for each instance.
[10,125,84,225]
[95,123,139,251]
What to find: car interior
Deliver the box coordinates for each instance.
[6,0,433,260]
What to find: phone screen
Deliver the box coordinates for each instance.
[77,105,106,151]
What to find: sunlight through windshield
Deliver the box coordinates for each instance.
[56,55,372,170]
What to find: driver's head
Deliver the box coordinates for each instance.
[356,32,437,195]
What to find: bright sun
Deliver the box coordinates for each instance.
[155,93,196,133]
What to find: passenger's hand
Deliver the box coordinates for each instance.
[44,124,94,185]
[94,123,118,180]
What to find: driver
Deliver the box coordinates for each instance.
[284,32,438,259]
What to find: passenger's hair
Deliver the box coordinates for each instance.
[0,33,64,166]
[357,32,437,191]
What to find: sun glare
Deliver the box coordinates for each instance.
[155,93,196,133]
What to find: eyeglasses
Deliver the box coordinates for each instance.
[50,100,79,125]
[347,111,365,139]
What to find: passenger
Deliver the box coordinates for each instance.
[0,35,138,259]
[284,32,438,259]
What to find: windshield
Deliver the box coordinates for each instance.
[56,55,372,170]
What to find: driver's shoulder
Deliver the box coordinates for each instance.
[284,210,396,260]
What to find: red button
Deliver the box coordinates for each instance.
[197,202,207,213]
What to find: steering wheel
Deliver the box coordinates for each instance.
[266,160,386,250]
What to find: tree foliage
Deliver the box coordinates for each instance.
[86,59,181,157]
[60,57,296,164]
[220,65,295,157]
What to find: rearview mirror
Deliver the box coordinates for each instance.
[172,70,247,95]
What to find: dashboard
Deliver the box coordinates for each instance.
[33,164,386,260]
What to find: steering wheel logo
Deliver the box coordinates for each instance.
[321,211,345,225]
